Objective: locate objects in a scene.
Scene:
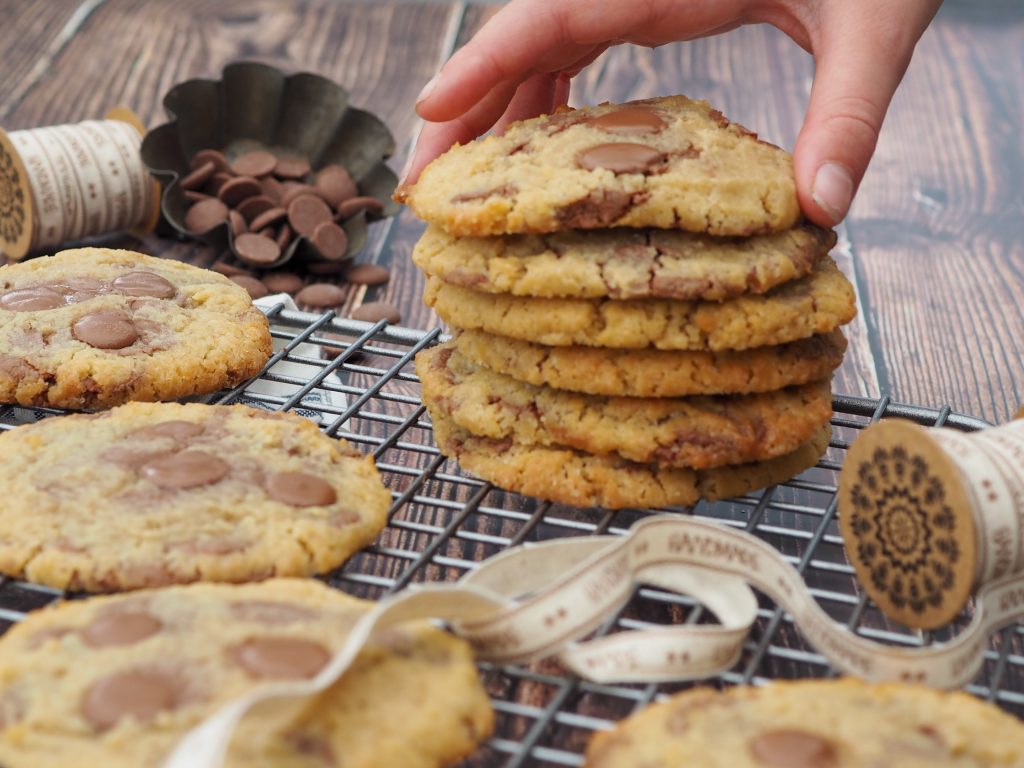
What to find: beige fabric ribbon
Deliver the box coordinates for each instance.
[164,515,1024,768]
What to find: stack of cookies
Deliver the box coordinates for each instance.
[398,96,857,509]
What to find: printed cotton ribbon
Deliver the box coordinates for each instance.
[165,515,1024,768]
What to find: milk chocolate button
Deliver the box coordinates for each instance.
[344,263,390,286]
[72,310,139,350]
[288,194,333,238]
[578,143,664,173]
[0,287,64,311]
[218,176,262,207]
[262,271,303,294]
[274,156,311,179]
[232,637,330,679]
[184,197,229,233]
[249,206,287,232]
[295,282,345,308]
[584,107,666,135]
[231,150,277,177]
[229,209,248,237]
[236,195,277,223]
[83,670,177,730]
[266,472,337,506]
[230,275,269,300]
[310,221,348,260]
[314,165,357,207]
[749,729,838,768]
[132,420,205,441]
[140,451,229,489]
[82,612,162,647]
[112,271,176,299]
[192,148,230,173]
[234,232,281,266]
[351,301,400,324]
[336,196,383,221]
[180,160,216,191]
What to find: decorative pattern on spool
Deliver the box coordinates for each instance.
[0,109,158,261]
[839,418,1024,629]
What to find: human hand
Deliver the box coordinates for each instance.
[404,0,942,227]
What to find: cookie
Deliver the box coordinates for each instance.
[0,248,271,409]
[429,408,830,509]
[584,678,1024,767]
[413,222,835,301]
[425,257,856,351]
[454,329,847,397]
[418,344,832,470]
[0,402,391,592]
[396,96,800,237]
[0,579,493,768]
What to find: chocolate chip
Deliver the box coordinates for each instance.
[231,150,277,178]
[258,227,275,238]
[265,472,337,506]
[335,196,383,221]
[229,209,248,237]
[351,301,400,324]
[288,195,333,238]
[231,637,330,679]
[82,612,162,648]
[275,223,292,251]
[344,263,389,286]
[207,172,234,194]
[183,190,210,204]
[556,189,639,228]
[274,156,311,179]
[577,143,664,173]
[261,272,303,294]
[72,310,139,350]
[310,221,348,260]
[249,206,287,232]
[584,107,666,135]
[314,165,358,208]
[140,451,229,489]
[281,183,318,208]
[211,259,254,278]
[749,729,838,768]
[111,271,176,299]
[180,161,216,191]
[230,275,269,300]
[234,232,281,266]
[0,286,64,311]
[132,421,205,441]
[218,176,262,207]
[260,175,285,203]
[295,282,346,308]
[235,195,277,223]
[184,197,229,233]
[82,670,178,731]
[191,149,230,173]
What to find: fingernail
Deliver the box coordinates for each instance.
[415,74,440,107]
[812,163,854,224]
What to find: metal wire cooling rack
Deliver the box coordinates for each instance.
[0,304,1021,767]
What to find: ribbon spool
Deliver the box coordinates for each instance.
[0,108,159,261]
[839,418,1024,629]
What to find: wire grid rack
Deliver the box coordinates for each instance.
[0,304,1021,767]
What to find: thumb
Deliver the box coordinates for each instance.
[794,23,919,226]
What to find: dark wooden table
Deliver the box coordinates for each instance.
[2,0,1022,424]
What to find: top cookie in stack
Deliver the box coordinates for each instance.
[399,96,856,509]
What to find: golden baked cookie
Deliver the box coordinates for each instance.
[418,344,832,469]
[429,408,830,509]
[453,329,847,397]
[0,248,271,409]
[425,257,856,351]
[413,222,835,301]
[0,402,391,591]
[0,579,493,768]
[584,679,1024,767]
[396,96,800,236]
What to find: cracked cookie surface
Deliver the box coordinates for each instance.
[0,402,391,591]
[0,248,271,409]
[425,257,856,351]
[584,679,1024,768]
[428,408,829,510]
[454,329,846,397]
[418,344,832,470]
[413,222,835,301]
[396,96,800,237]
[0,579,493,768]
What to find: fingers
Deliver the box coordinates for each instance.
[492,72,560,136]
[795,3,941,225]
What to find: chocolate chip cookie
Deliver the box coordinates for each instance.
[413,221,835,301]
[0,402,391,591]
[0,248,271,409]
[454,329,847,397]
[418,344,832,470]
[0,579,493,768]
[425,257,856,351]
[429,408,829,509]
[396,96,800,237]
[584,679,1024,767]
